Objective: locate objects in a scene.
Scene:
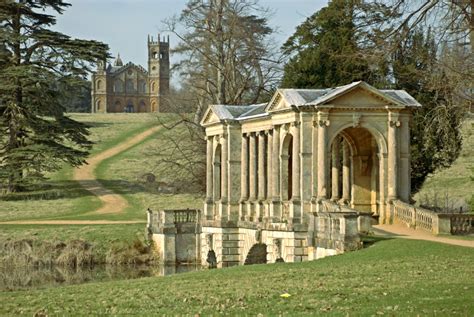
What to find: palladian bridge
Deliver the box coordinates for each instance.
[147,81,474,267]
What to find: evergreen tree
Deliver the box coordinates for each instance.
[0,0,108,192]
[392,29,464,193]
[281,0,388,88]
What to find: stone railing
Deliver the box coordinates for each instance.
[147,208,202,264]
[311,211,361,256]
[450,214,474,235]
[147,208,201,234]
[318,199,372,233]
[392,200,473,235]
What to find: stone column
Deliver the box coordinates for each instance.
[291,123,300,200]
[249,132,257,201]
[271,126,281,220]
[317,112,330,200]
[204,135,214,219]
[213,136,221,201]
[241,134,249,201]
[221,134,228,204]
[272,126,280,198]
[331,137,341,201]
[258,132,266,200]
[206,136,213,201]
[266,130,273,199]
[387,111,400,201]
[341,140,350,203]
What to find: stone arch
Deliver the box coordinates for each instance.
[96,100,102,111]
[114,100,122,112]
[139,100,146,112]
[244,243,267,265]
[96,79,103,90]
[213,144,222,201]
[329,125,383,213]
[281,132,293,201]
[151,81,156,93]
[329,122,387,155]
[125,100,134,113]
[151,100,157,112]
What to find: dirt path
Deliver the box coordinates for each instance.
[0,126,160,226]
[73,126,160,215]
[373,224,474,248]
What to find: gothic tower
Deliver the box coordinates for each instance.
[148,34,170,112]
[91,59,107,113]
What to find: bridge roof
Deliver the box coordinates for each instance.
[200,81,421,126]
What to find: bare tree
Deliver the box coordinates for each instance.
[165,0,281,122]
[148,0,281,193]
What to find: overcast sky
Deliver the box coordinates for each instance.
[52,0,327,68]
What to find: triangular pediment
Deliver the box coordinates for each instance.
[200,106,221,126]
[265,90,290,112]
[326,87,388,107]
[316,82,403,107]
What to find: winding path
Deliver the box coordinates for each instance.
[1,126,159,225]
[73,126,160,214]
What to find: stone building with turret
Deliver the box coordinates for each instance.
[91,34,170,113]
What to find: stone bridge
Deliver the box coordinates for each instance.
[149,82,472,267]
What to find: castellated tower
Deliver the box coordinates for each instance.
[90,34,170,113]
[90,60,107,113]
[148,34,170,112]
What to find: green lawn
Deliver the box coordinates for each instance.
[0,113,163,221]
[414,118,474,211]
[1,238,473,316]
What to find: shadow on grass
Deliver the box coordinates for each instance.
[80,121,115,128]
[361,234,392,248]
[0,179,152,202]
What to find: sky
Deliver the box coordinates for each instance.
[52,0,328,68]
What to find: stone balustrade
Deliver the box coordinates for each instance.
[392,200,474,235]
[147,208,202,264]
[311,211,361,258]
[450,214,474,234]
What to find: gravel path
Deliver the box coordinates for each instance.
[73,126,160,214]
[0,126,159,225]
[373,224,474,248]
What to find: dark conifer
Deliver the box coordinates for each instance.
[0,0,109,192]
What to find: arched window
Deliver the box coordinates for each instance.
[139,100,146,112]
[151,101,157,112]
[96,80,102,90]
[114,80,124,93]
[152,51,158,59]
[96,100,102,111]
[151,81,156,92]
[126,79,134,92]
[114,100,121,112]
[138,80,147,93]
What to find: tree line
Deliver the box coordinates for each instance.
[0,0,471,196]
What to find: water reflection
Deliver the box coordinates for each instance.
[0,264,201,291]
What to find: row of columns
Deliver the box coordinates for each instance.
[204,110,404,222]
[330,137,351,203]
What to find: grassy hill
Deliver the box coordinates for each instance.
[1,238,473,315]
[0,113,203,222]
[414,118,474,211]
